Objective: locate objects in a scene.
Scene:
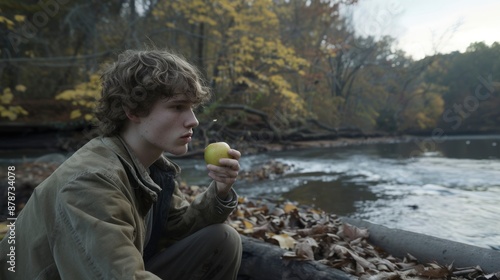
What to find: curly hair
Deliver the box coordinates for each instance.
[94,49,211,136]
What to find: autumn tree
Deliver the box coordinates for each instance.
[152,0,310,125]
[426,42,500,132]
[0,0,498,136]
[273,0,360,127]
[0,0,140,122]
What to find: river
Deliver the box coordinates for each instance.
[174,135,500,250]
[1,134,499,250]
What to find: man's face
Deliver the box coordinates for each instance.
[136,95,199,156]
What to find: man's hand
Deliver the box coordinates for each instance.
[206,149,241,199]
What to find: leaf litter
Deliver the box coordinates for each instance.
[199,160,499,280]
[178,182,499,280]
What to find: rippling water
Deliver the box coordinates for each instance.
[175,135,500,250]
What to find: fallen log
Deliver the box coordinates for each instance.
[238,235,355,280]
[343,218,500,274]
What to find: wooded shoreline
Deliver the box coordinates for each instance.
[2,121,499,156]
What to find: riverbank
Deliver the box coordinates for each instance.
[1,159,499,279]
[263,135,414,151]
[0,123,415,160]
[2,120,496,160]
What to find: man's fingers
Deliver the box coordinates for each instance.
[228,149,241,160]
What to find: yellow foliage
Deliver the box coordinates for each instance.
[15,85,27,92]
[0,86,29,121]
[153,0,309,118]
[70,110,82,119]
[400,84,446,130]
[0,105,28,121]
[1,88,13,104]
[55,74,101,121]
[0,15,14,29]
[14,14,25,23]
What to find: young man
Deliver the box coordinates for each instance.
[0,49,242,279]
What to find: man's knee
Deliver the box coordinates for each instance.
[197,224,242,258]
[204,224,241,246]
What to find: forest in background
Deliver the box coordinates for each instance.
[1,0,499,148]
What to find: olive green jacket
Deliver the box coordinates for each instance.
[0,136,237,280]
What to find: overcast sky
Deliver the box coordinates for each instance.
[344,0,500,59]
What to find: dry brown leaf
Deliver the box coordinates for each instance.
[326,233,341,242]
[377,263,390,272]
[243,219,254,229]
[281,230,298,237]
[295,237,318,260]
[283,203,297,213]
[282,251,300,259]
[356,261,366,275]
[348,249,377,270]
[396,261,420,271]
[341,223,369,241]
[233,208,245,218]
[286,211,305,229]
[228,221,242,229]
[296,224,333,237]
[415,263,451,278]
[271,207,285,216]
[404,253,418,262]
[360,272,401,280]
[249,223,269,239]
[375,258,398,272]
[332,244,350,258]
[270,233,296,250]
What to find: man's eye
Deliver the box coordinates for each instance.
[173,104,194,111]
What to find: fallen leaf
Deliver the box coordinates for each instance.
[295,237,318,260]
[283,203,297,214]
[341,223,369,241]
[348,249,377,270]
[282,251,299,259]
[243,219,254,229]
[237,196,246,204]
[415,264,450,278]
[271,233,296,250]
[359,272,400,280]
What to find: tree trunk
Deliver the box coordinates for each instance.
[238,235,355,280]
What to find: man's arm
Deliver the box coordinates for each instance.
[165,180,237,240]
[53,172,160,280]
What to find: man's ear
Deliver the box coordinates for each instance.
[124,108,141,123]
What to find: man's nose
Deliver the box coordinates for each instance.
[186,109,199,128]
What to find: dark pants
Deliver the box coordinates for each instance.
[145,224,242,280]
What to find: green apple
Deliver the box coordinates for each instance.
[204,142,232,166]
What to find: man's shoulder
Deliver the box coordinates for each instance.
[45,137,126,186]
[66,138,122,170]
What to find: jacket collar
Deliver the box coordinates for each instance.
[100,136,181,201]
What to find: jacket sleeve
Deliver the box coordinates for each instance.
[52,171,161,280]
[165,180,237,240]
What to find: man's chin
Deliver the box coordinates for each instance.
[167,147,188,156]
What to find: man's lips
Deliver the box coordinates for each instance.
[181,132,193,139]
